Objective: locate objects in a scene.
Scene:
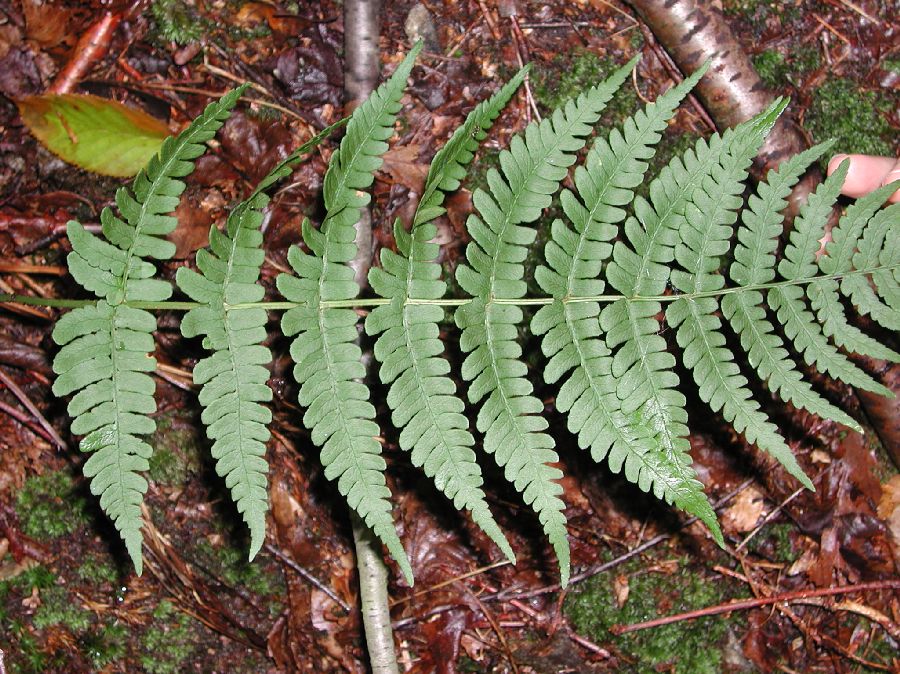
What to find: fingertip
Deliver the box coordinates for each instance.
[827,154,849,176]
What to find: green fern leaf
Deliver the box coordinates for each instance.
[597,99,786,544]
[842,204,900,329]
[722,141,861,431]
[367,70,528,564]
[872,206,900,313]
[666,100,813,489]
[771,159,892,397]
[177,127,337,560]
[455,56,638,585]
[278,45,422,585]
[811,181,900,360]
[52,87,246,574]
[532,66,718,528]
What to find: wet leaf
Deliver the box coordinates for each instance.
[17,94,168,177]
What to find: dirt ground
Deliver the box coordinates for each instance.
[0,0,898,672]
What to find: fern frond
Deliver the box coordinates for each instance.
[52,88,245,573]
[176,127,337,560]
[277,45,422,585]
[455,56,638,585]
[771,160,892,396]
[532,66,719,527]
[722,141,861,431]
[366,70,529,564]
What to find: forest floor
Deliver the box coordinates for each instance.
[0,0,898,672]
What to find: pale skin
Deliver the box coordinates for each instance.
[827,154,900,203]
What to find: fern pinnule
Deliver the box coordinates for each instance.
[278,44,423,585]
[367,70,530,565]
[770,160,892,397]
[532,65,719,528]
[454,56,638,586]
[722,141,861,431]
[53,87,246,574]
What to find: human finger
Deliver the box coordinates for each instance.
[827,154,900,203]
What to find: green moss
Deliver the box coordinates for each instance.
[746,522,797,563]
[141,601,198,674]
[565,558,748,673]
[148,414,202,485]
[150,0,210,45]
[6,621,47,674]
[32,586,91,632]
[753,47,820,88]
[16,470,88,540]
[806,79,895,162]
[9,565,57,594]
[76,554,119,584]
[533,49,638,130]
[195,539,284,598]
[884,60,900,75]
[81,622,128,669]
[752,50,789,88]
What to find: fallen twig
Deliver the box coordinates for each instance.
[0,367,66,450]
[263,543,350,613]
[49,12,122,94]
[609,580,900,635]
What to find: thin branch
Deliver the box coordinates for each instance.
[264,544,351,613]
[0,367,67,450]
[609,580,900,635]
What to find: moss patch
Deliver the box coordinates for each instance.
[141,600,200,674]
[16,470,88,540]
[32,585,91,632]
[81,622,128,669]
[148,412,203,486]
[805,79,895,162]
[565,558,748,673]
[150,0,209,45]
[195,539,284,600]
[533,49,639,130]
[752,47,820,88]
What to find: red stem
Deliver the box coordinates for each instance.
[610,580,900,635]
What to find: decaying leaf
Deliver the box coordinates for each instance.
[17,93,168,177]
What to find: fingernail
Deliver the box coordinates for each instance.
[827,154,849,175]
[880,166,900,187]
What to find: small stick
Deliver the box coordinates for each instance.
[0,399,56,446]
[264,543,351,613]
[610,580,900,635]
[0,367,66,449]
[0,263,67,275]
[477,0,502,39]
[390,559,510,607]
[829,0,881,25]
[49,12,122,93]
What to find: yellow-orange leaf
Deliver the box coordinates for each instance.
[17,94,169,177]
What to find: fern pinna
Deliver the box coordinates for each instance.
[52,87,246,572]
[48,46,898,584]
